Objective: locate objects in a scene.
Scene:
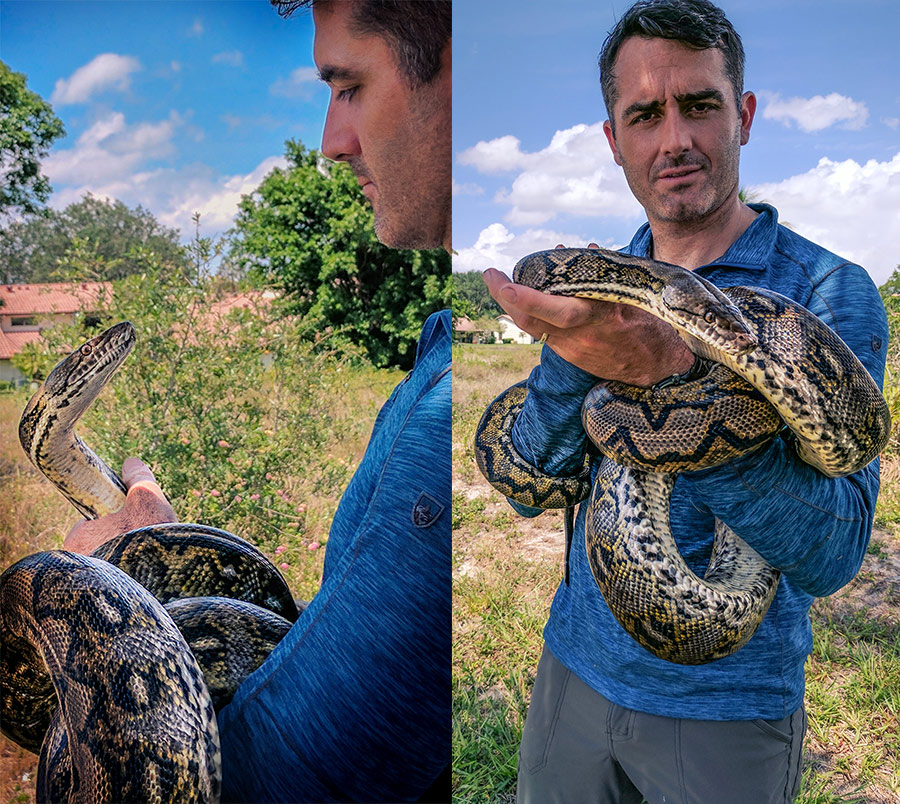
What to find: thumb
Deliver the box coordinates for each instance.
[122,457,165,495]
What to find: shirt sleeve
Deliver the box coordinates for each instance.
[507,345,599,517]
[216,371,451,803]
[681,262,888,597]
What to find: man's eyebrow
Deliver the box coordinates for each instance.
[620,89,726,119]
[317,65,359,85]
[676,88,727,105]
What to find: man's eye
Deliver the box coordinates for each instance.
[336,86,358,101]
[630,111,654,125]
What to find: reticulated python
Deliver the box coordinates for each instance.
[2,322,297,803]
[474,248,890,665]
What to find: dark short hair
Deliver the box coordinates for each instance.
[271,0,451,87]
[599,0,745,123]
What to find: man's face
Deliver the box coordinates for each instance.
[314,4,451,250]
[603,36,755,227]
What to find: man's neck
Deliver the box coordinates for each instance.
[649,199,758,271]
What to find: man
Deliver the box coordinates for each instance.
[484,1,886,802]
[65,2,451,801]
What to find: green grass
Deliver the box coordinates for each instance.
[453,342,900,804]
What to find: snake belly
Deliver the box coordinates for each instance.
[4,322,298,803]
[474,248,890,665]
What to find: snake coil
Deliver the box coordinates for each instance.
[2,322,297,803]
[475,248,890,665]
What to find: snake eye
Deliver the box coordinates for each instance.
[81,345,93,356]
[704,310,716,324]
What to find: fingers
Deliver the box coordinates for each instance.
[483,267,603,338]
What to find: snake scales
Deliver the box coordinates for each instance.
[2,322,297,803]
[475,248,890,665]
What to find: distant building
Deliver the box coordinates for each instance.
[497,314,534,345]
[0,282,112,384]
[453,316,494,344]
[0,282,279,384]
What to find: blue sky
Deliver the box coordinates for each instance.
[0,0,325,242]
[453,0,900,285]
[2,1,898,285]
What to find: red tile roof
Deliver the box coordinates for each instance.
[0,282,112,316]
[0,329,44,360]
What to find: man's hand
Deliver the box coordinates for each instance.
[63,457,178,555]
[482,244,694,386]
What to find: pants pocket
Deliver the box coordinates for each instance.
[518,650,570,775]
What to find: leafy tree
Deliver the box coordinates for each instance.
[0,193,188,283]
[0,62,65,220]
[228,140,450,369]
[452,270,502,320]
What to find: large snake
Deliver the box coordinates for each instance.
[475,248,890,665]
[2,322,297,803]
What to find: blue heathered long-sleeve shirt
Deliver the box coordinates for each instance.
[511,205,887,721]
[217,310,451,802]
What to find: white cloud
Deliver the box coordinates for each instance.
[270,67,320,99]
[458,123,642,225]
[452,179,483,196]
[156,156,287,234]
[44,111,180,185]
[212,50,245,68]
[49,155,288,241]
[51,53,141,106]
[761,92,869,133]
[883,117,900,130]
[452,222,615,274]
[458,134,528,173]
[40,109,286,237]
[750,152,900,285]
[189,18,204,37]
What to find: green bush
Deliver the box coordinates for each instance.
[22,254,365,551]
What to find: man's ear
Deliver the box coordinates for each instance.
[740,91,756,146]
[603,119,623,166]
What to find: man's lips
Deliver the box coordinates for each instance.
[355,175,376,200]
[656,165,702,181]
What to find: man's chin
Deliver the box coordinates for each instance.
[374,214,440,250]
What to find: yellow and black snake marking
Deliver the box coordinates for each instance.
[474,248,890,665]
[19,321,135,519]
[3,322,299,803]
[2,551,220,803]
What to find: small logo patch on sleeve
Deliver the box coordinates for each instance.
[872,335,883,353]
[412,492,444,528]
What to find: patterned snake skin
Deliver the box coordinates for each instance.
[475,248,890,664]
[2,323,297,802]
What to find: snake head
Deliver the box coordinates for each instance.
[42,321,137,409]
[661,274,757,356]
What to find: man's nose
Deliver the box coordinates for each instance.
[660,111,692,157]
[321,100,360,161]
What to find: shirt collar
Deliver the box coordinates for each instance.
[625,203,778,275]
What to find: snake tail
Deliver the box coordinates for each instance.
[1,551,220,803]
[19,322,135,519]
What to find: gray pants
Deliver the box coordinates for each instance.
[517,647,806,804]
